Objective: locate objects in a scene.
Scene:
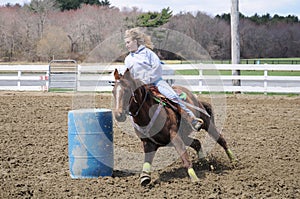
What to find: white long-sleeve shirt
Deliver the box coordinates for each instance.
[121,45,162,84]
[119,45,196,118]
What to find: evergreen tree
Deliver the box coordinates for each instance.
[82,0,110,6]
[136,7,172,27]
[99,0,110,6]
[56,0,80,11]
[56,0,110,11]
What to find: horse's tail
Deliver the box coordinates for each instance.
[199,101,215,124]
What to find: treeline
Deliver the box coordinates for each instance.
[217,13,299,24]
[0,1,299,62]
[3,0,111,11]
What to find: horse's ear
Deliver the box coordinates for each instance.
[114,69,120,80]
[123,68,131,80]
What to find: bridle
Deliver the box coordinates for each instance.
[128,86,149,117]
[114,78,149,118]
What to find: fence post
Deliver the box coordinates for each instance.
[17,70,21,89]
[77,64,81,90]
[46,66,50,91]
[199,68,203,94]
[264,69,268,95]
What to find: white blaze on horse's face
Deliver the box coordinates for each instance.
[113,81,127,122]
[115,84,122,111]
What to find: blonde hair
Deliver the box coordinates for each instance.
[124,27,154,50]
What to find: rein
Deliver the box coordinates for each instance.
[128,86,148,117]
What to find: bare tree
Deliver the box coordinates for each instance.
[0,6,27,61]
[37,26,69,61]
[27,0,57,39]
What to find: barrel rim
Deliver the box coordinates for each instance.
[69,108,112,113]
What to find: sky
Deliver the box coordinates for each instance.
[0,0,299,18]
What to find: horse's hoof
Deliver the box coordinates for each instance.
[188,168,199,183]
[140,172,151,186]
[231,158,240,167]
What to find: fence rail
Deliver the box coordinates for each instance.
[0,63,299,93]
[0,65,49,91]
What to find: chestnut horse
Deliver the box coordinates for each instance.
[112,69,235,186]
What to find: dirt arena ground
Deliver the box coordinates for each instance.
[0,91,299,198]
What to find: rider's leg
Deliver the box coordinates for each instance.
[155,79,203,131]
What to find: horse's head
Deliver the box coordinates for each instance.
[112,69,137,122]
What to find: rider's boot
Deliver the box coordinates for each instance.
[191,117,204,131]
[176,100,204,131]
[179,108,204,131]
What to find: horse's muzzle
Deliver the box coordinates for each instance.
[114,111,127,122]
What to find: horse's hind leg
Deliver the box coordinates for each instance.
[206,122,236,162]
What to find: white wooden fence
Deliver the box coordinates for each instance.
[0,63,300,94]
[0,65,49,91]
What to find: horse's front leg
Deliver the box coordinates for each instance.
[140,140,158,186]
[170,130,199,182]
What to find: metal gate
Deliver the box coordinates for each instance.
[48,60,78,91]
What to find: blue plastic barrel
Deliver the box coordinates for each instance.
[68,109,113,178]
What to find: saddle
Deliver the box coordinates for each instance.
[148,85,186,113]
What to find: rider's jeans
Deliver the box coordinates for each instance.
[154,78,196,118]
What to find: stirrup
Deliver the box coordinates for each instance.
[192,118,204,131]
